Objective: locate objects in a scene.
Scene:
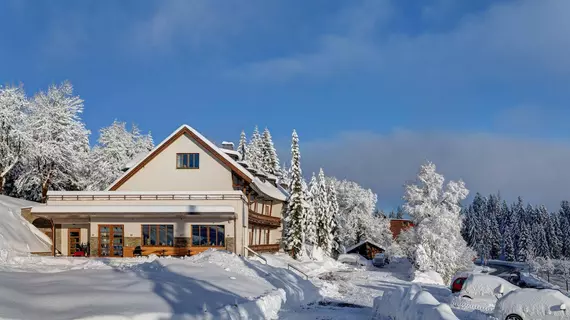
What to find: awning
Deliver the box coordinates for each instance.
[31,205,236,219]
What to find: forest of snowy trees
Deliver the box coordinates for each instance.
[0,82,154,202]
[239,127,393,259]
[462,194,570,262]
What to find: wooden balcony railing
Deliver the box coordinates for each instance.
[249,244,281,253]
[248,210,281,227]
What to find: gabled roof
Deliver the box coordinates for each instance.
[107,124,254,191]
[345,239,385,253]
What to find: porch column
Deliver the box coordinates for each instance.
[51,219,55,257]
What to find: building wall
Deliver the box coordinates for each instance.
[115,133,234,192]
[58,223,89,256]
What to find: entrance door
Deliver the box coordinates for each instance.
[68,228,80,256]
[98,225,124,257]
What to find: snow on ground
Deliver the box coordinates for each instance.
[0,195,51,253]
[0,250,320,320]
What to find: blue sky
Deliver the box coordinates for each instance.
[2,0,570,210]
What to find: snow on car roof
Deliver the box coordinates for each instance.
[460,274,518,299]
[494,288,570,319]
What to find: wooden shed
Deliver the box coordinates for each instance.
[345,240,384,260]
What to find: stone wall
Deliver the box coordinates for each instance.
[125,237,141,247]
[226,237,235,253]
[55,224,62,254]
[174,237,191,247]
[90,237,98,257]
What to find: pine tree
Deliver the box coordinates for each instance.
[306,173,318,246]
[518,222,535,262]
[560,215,570,258]
[551,212,564,259]
[284,130,308,259]
[504,224,516,261]
[238,130,247,161]
[327,177,341,257]
[246,126,263,170]
[261,128,281,176]
[512,197,525,258]
[15,82,90,202]
[0,85,29,193]
[486,194,502,259]
[396,206,404,219]
[315,168,331,252]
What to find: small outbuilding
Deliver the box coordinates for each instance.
[345,240,384,260]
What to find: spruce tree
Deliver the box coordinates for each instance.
[261,128,281,176]
[396,206,404,219]
[284,130,308,259]
[327,178,341,257]
[246,126,263,170]
[306,173,318,246]
[518,222,535,262]
[504,224,516,261]
[315,168,331,251]
[238,130,247,161]
[486,194,502,259]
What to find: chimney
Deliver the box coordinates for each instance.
[221,141,235,150]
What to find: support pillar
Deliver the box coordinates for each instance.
[51,219,55,257]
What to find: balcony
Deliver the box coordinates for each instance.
[248,210,281,228]
[249,244,280,253]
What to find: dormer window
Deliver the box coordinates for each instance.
[177,153,200,169]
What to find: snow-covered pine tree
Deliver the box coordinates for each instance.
[403,161,473,283]
[246,126,264,170]
[0,85,29,193]
[560,214,570,258]
[486,194,502,259]
[306,173,318,246]
[15,82,90,202]
[314,168,331,251]
[504,224,516,261]
[238,130,247,161]
[283,130,309,259]
[334,179,378,247]
[87,120,153,190]
[261,128,281,176]
[512,197,525,259]
[550,212,564,259]
[517,222,535,262]
[395,206,404,219]
[327,177,341,257]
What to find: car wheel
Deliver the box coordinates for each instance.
[461,295,472,299]
[505,314,523,320]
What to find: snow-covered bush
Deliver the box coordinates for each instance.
[403,162,474,283]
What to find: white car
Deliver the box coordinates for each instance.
[494,289,569,320]
[459,274,518,301]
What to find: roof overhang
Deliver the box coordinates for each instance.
[31,205,236,219]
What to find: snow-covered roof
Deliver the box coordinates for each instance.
[221,149,240,157]
[122,152,147,171]
[345,239,385,253]
[32,205,235,214]
[251,177,288,202]
[107,124,254,190]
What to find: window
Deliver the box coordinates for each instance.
[176,153,200,169]
[142,225,174,246]
[192,225,225,246]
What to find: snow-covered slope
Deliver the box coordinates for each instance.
[0,195,51,253]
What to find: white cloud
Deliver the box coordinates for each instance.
[300,129,570,210]
[231,0,570,84]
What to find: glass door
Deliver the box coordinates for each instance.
[68,228,81,256]
[98,225,123,257]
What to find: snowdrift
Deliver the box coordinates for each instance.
[0,195,51,254]
[411,270,445,286]
[372,283,459,320]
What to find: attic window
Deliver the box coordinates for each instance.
[177,153,200,169]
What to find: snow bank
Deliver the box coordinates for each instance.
[372,283,459,320]
[0,195,51,254]
[412,270,445,286]
[337,253,369,267]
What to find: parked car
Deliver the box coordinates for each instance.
[372,253,387,267]
[451,277,468,293]
[494,288,569,320]
[459,274,518,301]
[337,253,369,266]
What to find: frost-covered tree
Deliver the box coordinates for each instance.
[283,130,309,259]
[334,178,378,246]
[517,222,535,262]
[403,161,473,283]
[16,82,90,202]
[0,85,29,193]
[395,206,404,219]
[246,126,263,170]
[87,120,153,190]
[261,128,281,176]
[314,168,332,252]
[555,259,570,291]
[327,177,341,257]
[305,173,318,246]
[237,130,247,161]
[503,224,516,261]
